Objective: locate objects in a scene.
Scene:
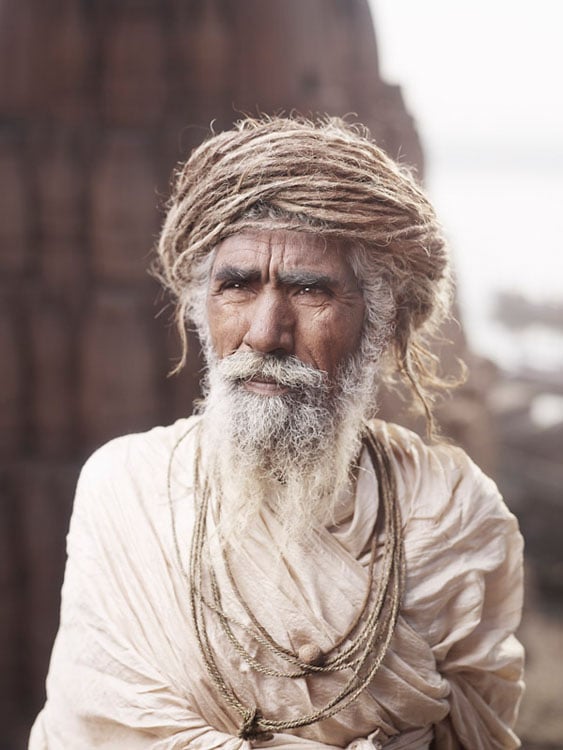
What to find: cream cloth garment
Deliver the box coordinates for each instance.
[29,417,524,749]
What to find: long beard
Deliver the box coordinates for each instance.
[200,349,380,549]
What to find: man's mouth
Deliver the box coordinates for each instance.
[242,376,290,396]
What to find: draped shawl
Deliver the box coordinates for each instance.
[30,418,524,749]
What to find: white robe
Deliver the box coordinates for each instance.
[29,418,524,749]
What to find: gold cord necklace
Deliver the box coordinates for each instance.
[168,423,405,741]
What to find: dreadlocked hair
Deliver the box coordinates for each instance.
[154,114,458,439]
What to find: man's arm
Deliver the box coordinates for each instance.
[403,443,524,749]
[28,442,255,749]
[432,512,524,749]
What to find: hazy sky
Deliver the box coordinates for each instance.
[368,0,563,370]
[371,0,563,145]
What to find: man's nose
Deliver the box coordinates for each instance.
[241,290,294,355]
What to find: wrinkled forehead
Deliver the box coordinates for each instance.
[210,229,359,284]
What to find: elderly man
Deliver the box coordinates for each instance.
[30,117,524,749]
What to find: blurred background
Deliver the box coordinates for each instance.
[0,0,561,747]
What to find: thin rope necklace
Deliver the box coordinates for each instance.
[168,422,405,741]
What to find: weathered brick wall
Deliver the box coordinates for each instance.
[0,1,426,744]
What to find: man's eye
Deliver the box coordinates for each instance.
[297,285,329,297]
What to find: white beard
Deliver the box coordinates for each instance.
[200,348,381,550]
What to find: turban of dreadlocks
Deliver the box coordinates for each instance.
[155,115,454,428]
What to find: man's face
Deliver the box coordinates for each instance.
[206,230,366,384]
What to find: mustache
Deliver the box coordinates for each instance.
[216,351,328,390]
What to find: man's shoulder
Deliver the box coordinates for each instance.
[368,418,510,523]
[78,415,202,491]
[368,417,470,471]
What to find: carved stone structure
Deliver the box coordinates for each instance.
[0,1,473,745]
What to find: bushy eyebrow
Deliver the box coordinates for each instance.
[276,270,336,287]
[213,264,338,287]
[212,265,261,283]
